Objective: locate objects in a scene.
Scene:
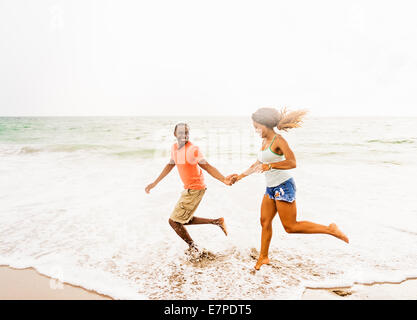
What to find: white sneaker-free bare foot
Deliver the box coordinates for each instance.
[186,243,201,259]
[254,256,270,270]
[329,223,349,243]
[215,217,228,236]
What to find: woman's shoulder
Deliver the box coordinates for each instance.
[272,134,286,154]
[274,133,285,145]
[274,133,286,144]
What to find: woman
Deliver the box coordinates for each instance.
[234,107,349,270]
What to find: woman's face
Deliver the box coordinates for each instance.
[253,121,268,138]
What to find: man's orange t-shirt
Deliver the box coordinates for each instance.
[171,141,206,190]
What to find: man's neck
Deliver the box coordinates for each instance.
[177,141,189,150]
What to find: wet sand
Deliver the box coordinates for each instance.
[1,264,416,300]
[0,265,112,300]
[302,278,417,300]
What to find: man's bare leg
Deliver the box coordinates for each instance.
[185,216,228,236]
[168,218,195,247]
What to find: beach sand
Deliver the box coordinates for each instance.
[1,265,416,300]
[302,278,417,300]
[0,265,112,300]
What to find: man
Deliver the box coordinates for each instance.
[145,123,236,254]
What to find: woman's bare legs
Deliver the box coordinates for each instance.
[255,198,349,271]
[275,200,349,243]
[255,195,278,270]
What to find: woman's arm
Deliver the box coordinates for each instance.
[262,135,296,171]
[235,160,262,182]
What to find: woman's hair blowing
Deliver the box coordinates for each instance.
[251,107,308,131]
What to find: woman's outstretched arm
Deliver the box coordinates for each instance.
[234,160,262,182]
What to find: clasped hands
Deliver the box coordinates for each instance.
[223,174,240,186]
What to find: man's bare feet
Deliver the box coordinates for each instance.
[329,223,349,243]
[186,243,201,259]
[214,217,228,236]
[254,256,270,270]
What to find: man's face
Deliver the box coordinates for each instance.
[174,125,190,146]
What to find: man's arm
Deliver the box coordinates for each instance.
[145,160,175,193]
[198,159,235,185]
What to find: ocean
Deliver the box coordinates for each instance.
[0,116,416,299]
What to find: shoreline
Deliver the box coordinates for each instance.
[1,264,416,300]
[302,277,417,300]
[0,265,113,300]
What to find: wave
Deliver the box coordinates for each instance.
[315,151,346,156]
[18,144,112,154]
[367,139,415,144]
[111,149,169,158]
[2,144,169,159]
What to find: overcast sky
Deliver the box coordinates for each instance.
[1,0,417,117]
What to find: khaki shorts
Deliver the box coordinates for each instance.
[170,188,206,224]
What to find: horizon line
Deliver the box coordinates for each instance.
[1,115,417,118]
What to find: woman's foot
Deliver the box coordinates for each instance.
[329,223,349,243]
[254,256,270,270]
[214,217,228,236]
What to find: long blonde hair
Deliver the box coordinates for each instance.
[251,107,308,131]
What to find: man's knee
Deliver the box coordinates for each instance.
[168,218,179,227]
[169,218,185,227]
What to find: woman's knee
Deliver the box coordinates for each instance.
[260,217,273,229]
[283,223,297,233]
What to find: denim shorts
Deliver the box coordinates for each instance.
[265,178,296,203]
